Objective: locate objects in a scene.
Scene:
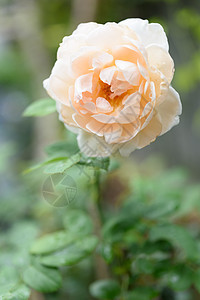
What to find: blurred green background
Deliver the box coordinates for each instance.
[0,0,200,299]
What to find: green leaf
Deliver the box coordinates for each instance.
[1,285,30,300]
[0,267,19,295]
[193,269,200,293]
[23,98,56,117]
[40,235,98,267]
[108,158,120,172]
[100,243,114,263]
[138,240,172,256]
[45,140,79,157]
[23,156,67,174]
[121,199,147,218]
[145,200,178,219]
[44,153,81,174]
[63,210,93,235]
[125,287,158,300]
[164,265,193,291]
[24,153,81,174]
[6,221,38,249]
[133,255,155,274]
[23,263,62,293]
[24,152,108,175]
[89,279,120,300]
[103,213,139,242]
[79,156,110,171]
[149,224,198,259]
[30,230,75,255]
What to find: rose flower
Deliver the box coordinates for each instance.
[44,18,182,157]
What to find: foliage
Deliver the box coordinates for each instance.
[1,124,200,299]
[23,98,57,117]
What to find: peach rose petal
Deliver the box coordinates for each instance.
[59,104,78,127]
[77,131,118,157]
[112,45,139,63]
[92,113,117,124]
[119,18,169,51]
[115,60,140,86]
[72,113,90,132]
[104,124,123,144]
[44,18,181,157]
[137,60,149,80]
[92,52,113,69]
[117,104,140,124]
[96,97,113,113]
[70,47,99,77]
[87,23,125,48]
[146,44,174,84]
[74,73,93,99]
[81,102,96,113]
[46,76,70,105]
[57,35,85,59]
[119,113,162,156]
[157,86,182,135]
[100,66,117,85]
[72,22,100,36]
[137,114,162,148]
[86,119,104,136]
[122,92,141,106]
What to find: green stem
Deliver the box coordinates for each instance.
[93,169,103,220]
[29,290,46,300]
[89,168,110,279]
[121,274,130,299]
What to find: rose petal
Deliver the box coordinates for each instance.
[137,60,149,80]
[122,92,141,106]
[72,22,100,36]
[119,113,162,156]
[77,131,117,157]
[51,59,73,83]
[119,137,138,156]
[74,73,93,100]
[120,122,141,142]
[104,123,123,144]
[70,46,99,77]
[119,18,169,51]
[57,35,86,59]
[96,97,113,113]
[157,86,182,135]
[72,113,90,131]
[115,60,140,85]
[137,113,162,148]
[100,66,117,85]
[87,23,125,48]
[149,81,156,101]
[81,102,96,113]
[92,113,116,124]
[80,109,88,114]
[144,80,149,94]
[146,44,174,84]
[45,76,70,105]
[112,45,140,64]
[59,104,77,127]
[140,102,152,118]
[92,52,113,69]
[117,103,140,124]
[86,119,104,136]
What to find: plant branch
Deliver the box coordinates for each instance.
[89,168,110,280]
